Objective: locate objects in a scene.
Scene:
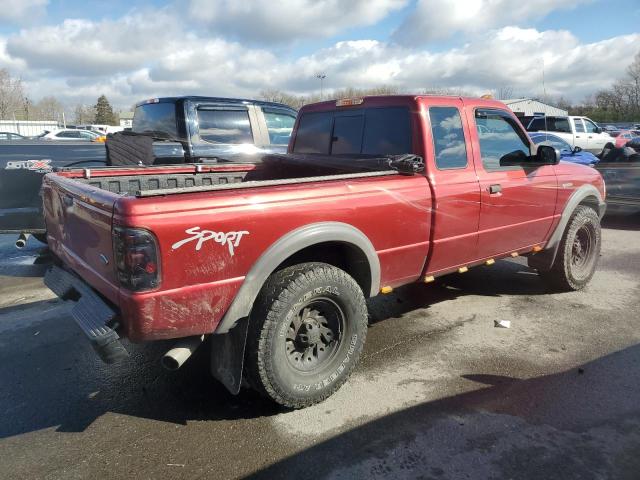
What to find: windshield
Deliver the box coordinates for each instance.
[133,102,178,138]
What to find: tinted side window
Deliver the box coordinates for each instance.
[527,118,548,131]
[429,107,467,169]
[293,112,333,154]
[263,110,296,145]
[57,131,79,138]
[197,109,253,144]
[552,118,571,133]
[332,115,364,154]
[475,111,530,170]
[573,119,585,132]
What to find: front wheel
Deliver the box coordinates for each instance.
[245,262,368,408]
[537,205,601,291]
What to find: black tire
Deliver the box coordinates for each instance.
[245,262,368,408]
[539,206,601,291]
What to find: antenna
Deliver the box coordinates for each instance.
[542,58,548,143]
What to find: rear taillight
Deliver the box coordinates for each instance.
[113,227,160,291]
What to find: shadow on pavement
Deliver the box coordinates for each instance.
[602,212,640,231]
[249,344,640,479]
[0,257,555,439]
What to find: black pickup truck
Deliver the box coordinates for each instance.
[0,96,297,242]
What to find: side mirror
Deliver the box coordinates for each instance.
[573,146,582,153]
[594,127,602,134]
[537,145,561,165]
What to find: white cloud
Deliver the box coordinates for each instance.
[0,0,48,26]
[187,0,408,43]
[2,6,638,110]
[393,0,592,44]
[6,12,183,76]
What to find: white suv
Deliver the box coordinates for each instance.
[526,116,613,155]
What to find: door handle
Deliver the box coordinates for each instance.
[488,184,502,194]
[575,135,581,138]
[588,136,593,139]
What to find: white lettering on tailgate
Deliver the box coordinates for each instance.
[171,226,249,256]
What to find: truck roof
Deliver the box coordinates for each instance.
[298,95,509,113]
[136,96,297,111]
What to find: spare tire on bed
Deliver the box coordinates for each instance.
[105,131,156,166]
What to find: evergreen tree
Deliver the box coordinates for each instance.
[94,94,115,124]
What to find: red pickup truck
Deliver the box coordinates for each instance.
[42,95,606,408]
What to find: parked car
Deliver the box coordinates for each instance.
[43,95,605,408]
[614,130,635,148]
[526,115,613,155]
[37,129,103,141]
[0,96,297,242]
[77,124,124,135]
[596,139,640,212]
[0,132,26,141]
[627,136,640,153]
[529,132,599,165]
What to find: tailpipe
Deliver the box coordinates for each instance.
[161,335,205,371]
[15,233,30,249]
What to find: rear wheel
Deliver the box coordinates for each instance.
[245,262,368,408]
[538,206,601,291]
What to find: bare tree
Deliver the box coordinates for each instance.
[73,104,96,125]
[0,69,26,119]
[496,86,514,100]
[34,96,64,121]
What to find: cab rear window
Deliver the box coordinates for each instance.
[133,102,178,137]
[293,107,411,155]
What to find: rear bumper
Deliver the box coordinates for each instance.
[44,265,129,363]
[0,206,45,233]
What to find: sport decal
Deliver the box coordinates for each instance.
[5,159,53,173]
[171,226,249,256]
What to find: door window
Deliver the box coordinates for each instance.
[263,110,296,145]
[197,109,253,144]
[57,130,80,138]
[584,119,599,134]
[573,119,586,132]
[475,110,531,170]
[429,107,467,169]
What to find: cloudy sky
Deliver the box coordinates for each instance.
[0,0,639,110]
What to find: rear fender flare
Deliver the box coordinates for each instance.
[214,221,380,335]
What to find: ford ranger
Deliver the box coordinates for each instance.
[0,96,296,243]
[42,95,606,408]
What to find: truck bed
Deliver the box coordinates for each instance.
[68,153,422,197]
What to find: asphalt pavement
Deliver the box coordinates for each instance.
[1,215,639,479]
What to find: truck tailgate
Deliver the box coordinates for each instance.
[43,174,121,303]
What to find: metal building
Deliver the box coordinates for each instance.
[502,98,568,117]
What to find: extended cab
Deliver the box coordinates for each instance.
[0,96,296,241]
[526,115,614,155]
[42,96,606,408]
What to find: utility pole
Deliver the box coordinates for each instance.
[316,73,326,99]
